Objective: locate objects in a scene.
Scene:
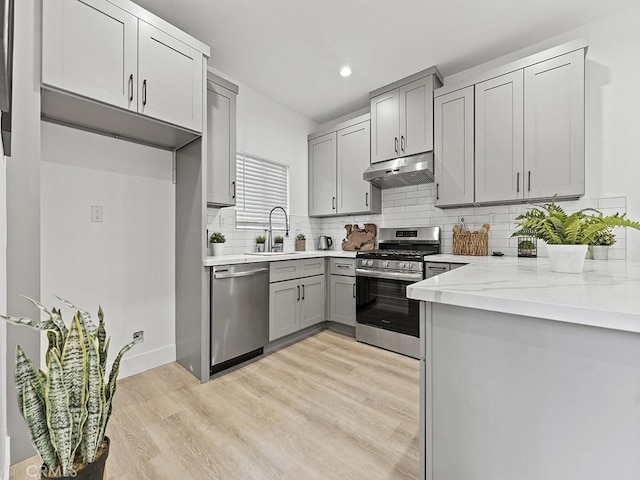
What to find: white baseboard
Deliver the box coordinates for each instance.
[117,344,176,379]
[2,436,10,480]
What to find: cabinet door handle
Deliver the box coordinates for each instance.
[365,192,369,207]
[353,284,356,298]
[394,137,398,154]
[142,79,147,106]
[528,171,531,192]
[332,196,336,210]
[301,284,305,300]
[517,172,520,193]
[401,135,405,152]
[128,74,134,102]
[436,183,439,200]
[232,181,236,199]
[297,285,300,301]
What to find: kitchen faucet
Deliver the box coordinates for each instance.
[267,206,289,252]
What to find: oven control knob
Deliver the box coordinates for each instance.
[383,261,389,268]
[367,260,373,266]
[399,263,405,269]
[407,264,413,270]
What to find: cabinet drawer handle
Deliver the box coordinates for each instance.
[232,181,236,199]
[401,135,405,152]
[332,196,336,210]
[394,137,398,154]
[517,172,520,193]
[436,183,439,200]
[353,284,356,298]
[297,285,300,301]
[381,319,391,324]
[365,192,369,207]
[128,74,134,102]
[528,171,531,192]
[301,284,305,300]
[337,264,350,269]
[142,79,147,106]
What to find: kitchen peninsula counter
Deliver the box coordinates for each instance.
[410,255,640,480]
[408,255,640,333]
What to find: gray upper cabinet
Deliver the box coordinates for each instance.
[207,75,238,208]
[42,0,138,111]
[308,115,381,217]
[337,121,375,214]
[42,0,206,136]
[434,86,475,208]
[434,41,586,208]
[370,68,442,164]
[524,50,585,200]
[370,90,400,163]
[309,132,337,216]
[475,70,524,203]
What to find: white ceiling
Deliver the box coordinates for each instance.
[135,0,640,124]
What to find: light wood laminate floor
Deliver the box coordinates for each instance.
[10,330,419,479]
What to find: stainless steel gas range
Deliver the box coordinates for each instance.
[355,226,441,358]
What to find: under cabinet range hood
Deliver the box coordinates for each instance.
[363,152,435,189]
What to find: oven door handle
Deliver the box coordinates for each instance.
[355,268,423,282]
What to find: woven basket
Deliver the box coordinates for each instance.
[295,239,306,251]
[453,232,488,256]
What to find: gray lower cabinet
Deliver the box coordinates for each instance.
[329,258,356,326]
[329,275,356,326]
[207,73,238,207]
[269,260,326,341]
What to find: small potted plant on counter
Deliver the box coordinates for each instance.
[295,233,306,252]
[517,237,537,257]
[273,235,284,252]
[512,198,640,273]
[255,235,266,252]
[1,297,139,480]
[590,228,616,260]
[209,232,226,256]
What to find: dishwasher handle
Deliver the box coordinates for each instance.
[214,267,269,279]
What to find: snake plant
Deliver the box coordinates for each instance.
[1,297,139,477]
[512,200,640,245]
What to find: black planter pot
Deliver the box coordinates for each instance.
[41,437,110,480]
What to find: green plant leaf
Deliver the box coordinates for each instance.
[82,337,106,464]
[97,306,108,372]
[54,296,98,334]
[102,339,139,439]
[46,350,74,476]
[22,381,58,471]
[0,313,56,332]
[15,346,45,420]
[61,315,88,455]
[22,296,68,340]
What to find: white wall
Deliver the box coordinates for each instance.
[206,71,320,253]
[1,156,8,479]
[40,122,176,378]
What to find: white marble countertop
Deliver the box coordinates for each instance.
[407,255,640,334]
[203,249,357,266]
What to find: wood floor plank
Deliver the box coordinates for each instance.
[10,330,419,480]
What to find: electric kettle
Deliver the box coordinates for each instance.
[318,235,333,250]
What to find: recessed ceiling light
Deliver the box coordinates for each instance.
[340,66,352,77]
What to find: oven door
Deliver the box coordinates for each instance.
[355,268,423,337]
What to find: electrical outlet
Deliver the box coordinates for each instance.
[490,213,498,224]
[458,216,465,224]
[133,330,144,342]
[91,205,103,223]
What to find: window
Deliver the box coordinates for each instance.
[235,152,289,228]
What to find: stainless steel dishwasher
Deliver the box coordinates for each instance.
[210,262,269,374]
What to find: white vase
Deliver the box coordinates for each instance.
[591,245,610,260]
[212,243,224,256]
[546,244,588,273]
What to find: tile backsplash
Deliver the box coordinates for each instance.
[207,185,627,259]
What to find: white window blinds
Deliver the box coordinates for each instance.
[235,152,289,228]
